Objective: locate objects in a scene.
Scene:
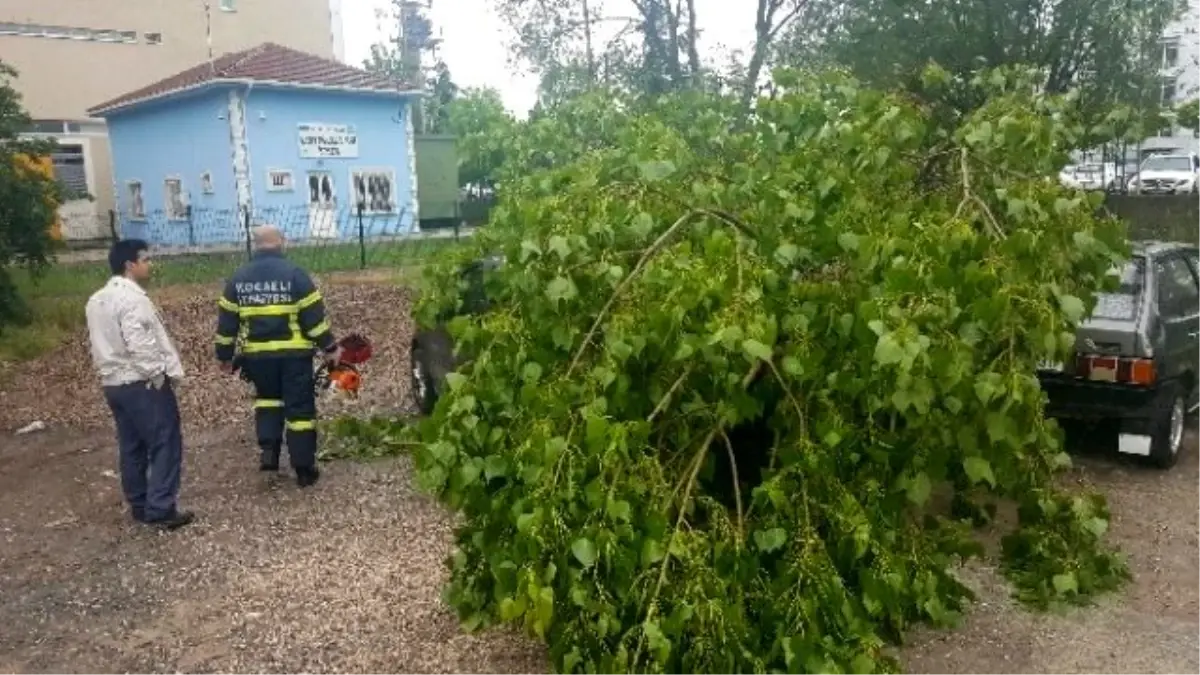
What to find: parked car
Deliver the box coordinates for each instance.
[1126,153,1199,195]
[1059,162,1120,192]
[1037,241,1199,468]
[410,254,504,414]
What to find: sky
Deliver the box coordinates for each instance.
[341,0,756,116]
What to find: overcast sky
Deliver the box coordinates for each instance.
[341,0,756,116]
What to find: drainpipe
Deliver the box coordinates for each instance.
[242,81,256,224]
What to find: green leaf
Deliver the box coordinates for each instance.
[641,539,665,566]
[874,333,904,366]
[1058,294,1086,323]
[521,361,544,383]
[445,372,467,391]
[631,212,655,239]
[1082,516,1109,538]
[483,455,508,480]
[741,339,773,362]
[775,242,800,265]
[548,234,570,259]
[571,537,598,568]
[1052,572,1078,595]
[638,159,676,182]
[837,232,860,251]
[546,276,578,303]
[963,457,996,488]
[753,527,788,553]
[607,499,632,523]
[519,239,542,261]
[851,652,877,674]
[907,472,932,506]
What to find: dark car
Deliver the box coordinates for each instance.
[1037,241,1199,468]
[410,255,504,415]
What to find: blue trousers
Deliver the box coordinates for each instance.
[102,379,183,520]
[240,356,318,469]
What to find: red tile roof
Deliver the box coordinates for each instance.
[88,42,415,115]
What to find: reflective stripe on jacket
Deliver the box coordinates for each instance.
[214,249,336,361]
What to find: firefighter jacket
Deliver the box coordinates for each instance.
[214,249,336,362]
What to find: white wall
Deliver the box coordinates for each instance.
[330,0,346,63]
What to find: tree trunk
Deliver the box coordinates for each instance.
[685,0,701,79]
[581,0,597,81]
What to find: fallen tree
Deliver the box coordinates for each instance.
[410,66,1131,673]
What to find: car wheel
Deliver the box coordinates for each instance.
[411,345,438,415]
[1148,385,1186,469]
[410,328,457,416]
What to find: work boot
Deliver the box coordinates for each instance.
[144,509,195,531]
[295,465,321,488]
[260,444,281,472]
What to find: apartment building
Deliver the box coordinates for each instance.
[1,0,345,239]
[1143,0,1200,155]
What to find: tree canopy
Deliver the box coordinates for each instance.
[400,64,1132,674]
[0,60,62,331]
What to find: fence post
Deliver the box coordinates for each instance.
[357,202,367,270]
[243,208,252,260]
[108,209,118,243]
[186,204,195,247]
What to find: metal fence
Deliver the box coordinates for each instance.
[47,203,477,288]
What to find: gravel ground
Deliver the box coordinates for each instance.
[0,271,415,434]
[0,277,1196,673]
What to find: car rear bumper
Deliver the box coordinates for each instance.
[1038,373,1161,427]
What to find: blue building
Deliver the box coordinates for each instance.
[88,42,423,247]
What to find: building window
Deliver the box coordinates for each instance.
[145,32,162,45]
[164,177,187,220]
[1161,77,1177,107]
[266,169,294,192]
[200,171,215,194]
[1162,38,1180,70]
[51,144,88,198]
[220,0,237,11]
[0,22,137,43]
[127,181,146,220]
[351,169,397,214]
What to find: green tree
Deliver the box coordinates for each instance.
[403,65,1131,673]
[445,87,516,193]
[0,60,61,331]
[424,60,460,134]
[781,0,1185,133]
[1176,98,1199,133]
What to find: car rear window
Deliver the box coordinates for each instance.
[1091,257,1144,321]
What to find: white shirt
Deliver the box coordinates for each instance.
[85,276,185,387]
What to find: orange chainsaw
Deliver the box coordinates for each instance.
[315,333,373,396]
[231,333,373,396]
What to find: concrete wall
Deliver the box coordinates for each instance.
[244,88,417,242]
[1106,194,1200,244]
[1,0,337,121]
[106,89,237,245]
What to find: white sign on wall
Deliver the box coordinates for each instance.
[297,122,359,159]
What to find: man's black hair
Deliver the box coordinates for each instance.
[108,239,149,276]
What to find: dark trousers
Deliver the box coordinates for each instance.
[241,356,318,469]
[103,379,183,520]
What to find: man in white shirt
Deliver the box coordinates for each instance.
[85,239,193,529]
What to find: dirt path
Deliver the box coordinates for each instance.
[1,419,1195,673]
[0,424,546,673]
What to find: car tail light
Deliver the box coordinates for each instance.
[1073,354,1155,385]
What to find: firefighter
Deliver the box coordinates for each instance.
[214,224,340,487]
